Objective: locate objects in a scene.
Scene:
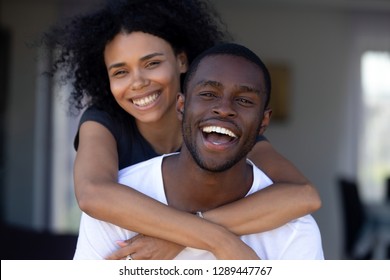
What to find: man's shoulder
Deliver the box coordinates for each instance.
[118,153,178,178]
[246,159,273,194]
[117,154,175,201]
[118,155,163,177]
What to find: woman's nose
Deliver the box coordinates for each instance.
[130,70,149,90]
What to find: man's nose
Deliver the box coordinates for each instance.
[212,98,237,118]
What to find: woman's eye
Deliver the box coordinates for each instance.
[112,70,127,77]
[146,61,161,68]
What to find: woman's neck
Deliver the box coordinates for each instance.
[136,111,182,155]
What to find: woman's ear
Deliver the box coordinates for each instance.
[178,52,188,73]
[259,108,272,135]
[176,92,185,121]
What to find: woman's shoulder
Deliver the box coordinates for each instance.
[74,105,136,150]
[80,105,134,131]
[80,105,112,123]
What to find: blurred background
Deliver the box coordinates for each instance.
[1,0,390,260]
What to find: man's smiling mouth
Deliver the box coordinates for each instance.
[202,125,237,145]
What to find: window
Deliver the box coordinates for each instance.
[50,82,81,233]
[358,51,390,202]
[33,47,81,233]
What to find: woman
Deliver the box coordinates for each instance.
[44,0,321,259]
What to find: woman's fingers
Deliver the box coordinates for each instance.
[107,234,184,260]
[105,241,135,260]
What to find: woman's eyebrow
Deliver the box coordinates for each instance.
[108,62,125,71]
[140,52,165,61]
[108,52,165,70]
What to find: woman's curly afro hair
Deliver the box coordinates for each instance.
[43,0,231,118]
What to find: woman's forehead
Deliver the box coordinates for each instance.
[104,32,176,61]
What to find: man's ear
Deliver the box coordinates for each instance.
[259,108,272,135]
[176,92,185,121]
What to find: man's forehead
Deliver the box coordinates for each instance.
[197,55,260,73]
[198,54,240,66]
[191,55,263,85]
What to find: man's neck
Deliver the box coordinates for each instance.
[162,151,253,213]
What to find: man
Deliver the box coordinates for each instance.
[74,43,323,260]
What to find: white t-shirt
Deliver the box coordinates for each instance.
[74,154,324,260]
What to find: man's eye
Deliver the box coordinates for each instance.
[199,92,216,98]
[236,97,253,105]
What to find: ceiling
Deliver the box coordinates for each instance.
[219,0,390,12]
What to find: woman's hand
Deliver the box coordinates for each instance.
[211,234,261,260]
[105,234,185,260]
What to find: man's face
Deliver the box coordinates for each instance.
[180,54,268,172]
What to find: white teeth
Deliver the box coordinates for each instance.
[132,93,159,107]
[202,126,237,138]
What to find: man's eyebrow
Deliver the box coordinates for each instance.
[235,84,261,95]
[195,80,261,94]
[108,52,165,70]
[195,80,223,88]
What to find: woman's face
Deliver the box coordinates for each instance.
[104,31,187,123]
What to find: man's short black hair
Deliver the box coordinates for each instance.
[183,43,271,107]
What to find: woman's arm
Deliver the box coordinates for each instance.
[203,139,322,235]
[105,139,321,260]
[76,122,319,258]
[75,121,258,259]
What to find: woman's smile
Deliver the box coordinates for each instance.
[131,91,161,108]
